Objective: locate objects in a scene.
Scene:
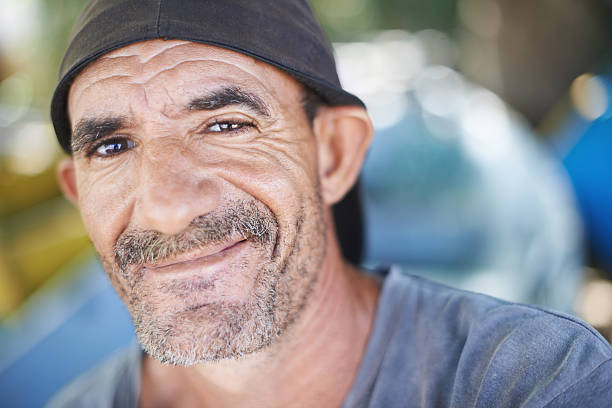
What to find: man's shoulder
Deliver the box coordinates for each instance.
[346,267,612,407]
[46,344,141,408]
[384,267,612,368]
[386,267,610,347]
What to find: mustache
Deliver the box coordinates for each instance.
[114,201,277,272]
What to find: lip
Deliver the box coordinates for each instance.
[142,239,248,274]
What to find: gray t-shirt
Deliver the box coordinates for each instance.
[48,267,612,407]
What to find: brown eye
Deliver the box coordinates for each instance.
[93,138,136,157]
[206,121,253,133]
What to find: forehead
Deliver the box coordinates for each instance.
[68,39,301,121]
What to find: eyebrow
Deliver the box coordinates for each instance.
[187,86,271,118]
[71,116,128,154]
[70,86,270,154]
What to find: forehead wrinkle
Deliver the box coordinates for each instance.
[70,41,303,131]
[69,73,137,125]
[72,47,184,100]
[76,54,142,85]
[137,57,264,87]
[75,41,288,101]
[143,40,259,67]
[142,83,183,120]
[102,40,191,63]
[137,60,284,114]
[127,85,182,125]
[76,74,133,96]
[69,54,144,111]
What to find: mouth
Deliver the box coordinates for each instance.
[141,239,248,275]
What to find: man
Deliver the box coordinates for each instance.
[48,0,612,407]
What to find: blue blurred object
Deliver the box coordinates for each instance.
[333,36,584,312]
[0,259,135,408]
[357,63,584,313]
[556,73,612,277]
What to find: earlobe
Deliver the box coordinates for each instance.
[57,158,80,206]
[313,106,373,205]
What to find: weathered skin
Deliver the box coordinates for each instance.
[58,39,378,408]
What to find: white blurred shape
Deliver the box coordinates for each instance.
[459,89,512,163]
[335,42,380,95]
[379,40,426,88]
[373,30,427,85]
[362,93,409,130]
[413,66,465,118]
[335,32,428,130]
[335,36,426,96]
[6,122,59,176]
[415,29,456,67]
[570,73,609,121]
[0,0,40,51]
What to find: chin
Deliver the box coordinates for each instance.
[111,195,327,365]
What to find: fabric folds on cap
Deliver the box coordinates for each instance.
[51,0,364,153]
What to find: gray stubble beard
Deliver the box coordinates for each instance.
[102,195,327,366]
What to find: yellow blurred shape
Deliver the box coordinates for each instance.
[0,252,24,317]
[570,73,608,121]
[576,278,612,328]
[10,201,91,293]
[0,165,61,216]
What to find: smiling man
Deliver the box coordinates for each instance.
[62,40,365,366]
[47,1,612,407]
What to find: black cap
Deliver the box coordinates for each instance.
[51,0,364,153]
[51,0,366,264]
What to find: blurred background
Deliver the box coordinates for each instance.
[1,0,612,406]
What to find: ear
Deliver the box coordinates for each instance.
[313,106,373,205]
[57,157,79,206]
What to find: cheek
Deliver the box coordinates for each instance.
[201,137,319,225]
[75,166,135,257]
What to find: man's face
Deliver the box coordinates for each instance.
[66,40,328,365]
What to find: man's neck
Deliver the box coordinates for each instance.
[139,238,381,408]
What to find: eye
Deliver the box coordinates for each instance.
[90,137,136,157]
[205,120,254,134]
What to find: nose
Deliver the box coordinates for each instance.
[134,145,220,235]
